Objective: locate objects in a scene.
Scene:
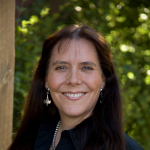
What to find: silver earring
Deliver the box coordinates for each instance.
[44,88,51,106]
[100,88,103,104]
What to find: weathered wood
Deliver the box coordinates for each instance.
[0,0,15,149]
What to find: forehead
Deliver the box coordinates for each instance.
[50,38,99,64]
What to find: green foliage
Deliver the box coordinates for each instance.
[14,0,150,149]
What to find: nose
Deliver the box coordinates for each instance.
[66,68,82,85]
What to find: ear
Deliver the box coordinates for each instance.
[45,82,48,89]
[101,74,106,89]
[45,77,48,89]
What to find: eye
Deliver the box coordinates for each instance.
[55,66,67,70]
[82,66,93,70]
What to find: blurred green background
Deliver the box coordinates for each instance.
[14,0,150,149]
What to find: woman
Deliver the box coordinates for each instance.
[9,25,143,150]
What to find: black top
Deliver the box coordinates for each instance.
[34,116,144,150]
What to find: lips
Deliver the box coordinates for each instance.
[63,92,86,99]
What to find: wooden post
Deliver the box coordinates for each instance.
[0,0,15,149]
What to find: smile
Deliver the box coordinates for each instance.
[63,93,86,98]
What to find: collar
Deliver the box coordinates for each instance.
[34,115,93,150]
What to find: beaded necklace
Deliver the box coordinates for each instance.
[52,120,61,150]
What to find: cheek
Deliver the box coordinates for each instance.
[83,73,103,90]
[47,73,66,91]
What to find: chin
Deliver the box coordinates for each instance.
[62,107,92,118]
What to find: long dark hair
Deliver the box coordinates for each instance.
[9,25,125,150]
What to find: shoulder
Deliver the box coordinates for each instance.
[125,134,144,150]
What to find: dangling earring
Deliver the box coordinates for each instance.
[44,88,51,106]
[100,88,103,104]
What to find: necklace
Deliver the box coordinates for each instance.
[52,120,61,150]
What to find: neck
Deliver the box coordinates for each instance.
[59,113,92,131]
[53,112,92,149]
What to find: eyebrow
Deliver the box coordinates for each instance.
[53,61,69,66]
[80,61,97,67]
[52,61,97,67]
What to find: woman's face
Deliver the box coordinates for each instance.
[45,38,105,120]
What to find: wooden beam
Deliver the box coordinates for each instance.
[0,0,15,149]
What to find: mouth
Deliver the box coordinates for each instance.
[63,92,86,99]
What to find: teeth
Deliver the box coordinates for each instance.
[64,93,84,98]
